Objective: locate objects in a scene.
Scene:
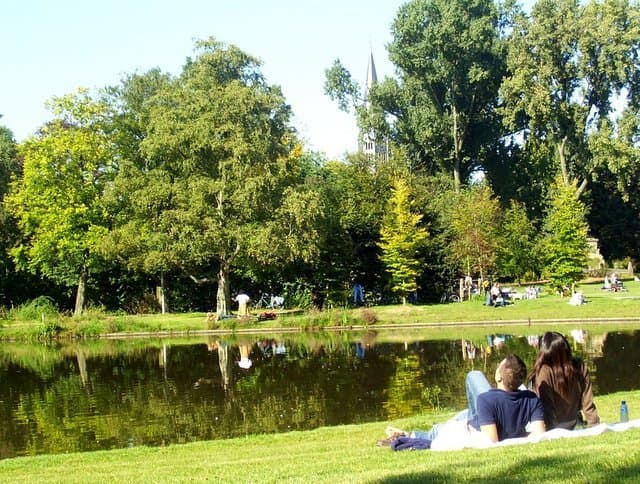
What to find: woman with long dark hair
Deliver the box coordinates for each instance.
[529,331,600,429]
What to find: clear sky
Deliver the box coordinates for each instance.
[1,0,407,159]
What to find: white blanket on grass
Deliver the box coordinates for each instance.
[430,418,640,451]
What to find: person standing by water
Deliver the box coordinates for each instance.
[234,290,250,317]
[353,283,365,306]
[528,331,600,430]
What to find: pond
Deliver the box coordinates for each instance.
[1,328,640,459]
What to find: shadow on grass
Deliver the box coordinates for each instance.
[379,453,640,483]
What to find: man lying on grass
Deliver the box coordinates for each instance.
[381,354,546,449]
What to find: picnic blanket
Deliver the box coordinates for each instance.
[428,417,640,451]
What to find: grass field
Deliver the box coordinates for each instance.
[1,391,639,483]
[1,279,640,341]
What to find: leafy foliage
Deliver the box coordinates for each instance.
[378,178,428,303]
[500,0,640,191]
[540,178,589,291]
[496,200,540,282]
[5,91,115,314]
[446,184,501,279]
[383,0,507,188]
[107,38,321,315]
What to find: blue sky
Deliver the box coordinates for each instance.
[1,0,406,159]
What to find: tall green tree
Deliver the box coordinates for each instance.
[0,120,19,198]
[496,200,540,282]
[325,0,508,190]
[101,69,175,312]
[500,0,640,197]
[378,178,428,304]
[587,110,640,265]
[113,38,321,316]
[385,0,507,190]
[539,177,589,292]
[0,121,20,303]
[5,91,115,314]
[446,184,501,280]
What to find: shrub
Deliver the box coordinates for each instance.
[10,296,59,321]
[359,308,378,325]
[282,282,314,309]
[38,319,63,339]
[125,294,161,314]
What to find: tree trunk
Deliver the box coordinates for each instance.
[557,137,588,196]
[74,267,87,316]
[452,104,462,193]
[216,264,231,317]
[160,271,166,314]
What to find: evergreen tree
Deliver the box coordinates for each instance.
[378,178,428,304]
[540,178,589,293]
[497,200,540,282]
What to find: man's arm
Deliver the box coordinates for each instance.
[479,424,499,443]
[528,420,546,436]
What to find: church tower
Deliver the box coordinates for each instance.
[358,50,389,161]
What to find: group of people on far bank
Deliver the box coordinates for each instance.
[380,331,600,449]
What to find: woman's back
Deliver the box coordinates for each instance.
[532,358,598,429]
[529,332,600,430]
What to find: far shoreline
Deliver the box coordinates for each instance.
[92,316,640,339]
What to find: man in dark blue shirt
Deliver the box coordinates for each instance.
[468,354,545,442]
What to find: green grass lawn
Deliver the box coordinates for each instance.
[2,279,640,341]
[2,390,639,483]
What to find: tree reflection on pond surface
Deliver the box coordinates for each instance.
[0,329,638,458]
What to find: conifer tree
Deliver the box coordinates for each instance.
[378,178,428,304]
[540,178,589,293]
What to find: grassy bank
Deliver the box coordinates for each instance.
[1,280,639,341]
[2,390,639,483]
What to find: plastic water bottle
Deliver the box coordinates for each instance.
[620,400,629,423]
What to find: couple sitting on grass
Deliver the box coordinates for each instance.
[380,331,599,450]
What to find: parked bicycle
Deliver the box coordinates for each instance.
[254,294,285,310]
[440,290,460,303]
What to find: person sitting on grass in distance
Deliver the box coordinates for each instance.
[528,331,600,430]
[382,354,546,447]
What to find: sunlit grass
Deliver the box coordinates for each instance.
[2,390,639,483]
[1,279,639,341]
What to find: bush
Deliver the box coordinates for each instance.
[282,282,313,309]
[38,319,63,339]
[124,293,161,314]
[359,308,378,325]
[10,296,59,321]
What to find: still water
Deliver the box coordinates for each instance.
[1,329,639,459]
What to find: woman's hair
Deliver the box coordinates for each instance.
[529,331,579,399]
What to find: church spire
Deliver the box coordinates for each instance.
[359,49,388,161]
[365,49,378,93]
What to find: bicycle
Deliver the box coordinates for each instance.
[440,290,460,303]
[254,294,285,310]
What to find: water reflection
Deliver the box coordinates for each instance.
[0,329,639,459]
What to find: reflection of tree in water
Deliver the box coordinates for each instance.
[384,353,427,418]
[594,330,640,394]
[217,342,231,390]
